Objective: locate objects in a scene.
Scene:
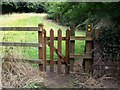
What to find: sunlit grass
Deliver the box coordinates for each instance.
[0,13,85,60]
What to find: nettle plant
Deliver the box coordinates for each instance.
[97,26,120,62]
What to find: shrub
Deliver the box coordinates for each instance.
[1,2,45,14]
[97,26,120,62]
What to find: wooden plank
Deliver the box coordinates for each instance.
[50,29,54,72]
[46,36,92,41]
[65,29,70,74]
[43,29,46,71]
[70,36,93,41]
[70,24,75,71]
[2,58,42,64]
[47,37,66,40]
[70,54,92,60]
[0,42,42,47]
[57,29,62,73]
[70,36,85,40]
[85,37,94,41]
[70,54,84,59]
[46,60,65,64]
[0,27,39,31]
[38,24,43,71]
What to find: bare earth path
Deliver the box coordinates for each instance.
[2,57,120,88]
[24,61,120,88]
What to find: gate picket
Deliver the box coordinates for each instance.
[58,29,62,73]
[50,29,54,72]
[38,24,43,71]
[43,29,46,71]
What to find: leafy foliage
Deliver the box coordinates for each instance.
[45,2,120,28]
[97,26,120,61]
[2,2,120,27]
[1,2,45,14]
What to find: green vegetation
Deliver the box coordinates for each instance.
[2,2,120,27]
[97,26,120,62]
[45,2,120,28]
[24,82,45,89]
[1,2,45,13]
[1,2,120,62]
[0,13,85,60]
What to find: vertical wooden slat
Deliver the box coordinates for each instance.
[38,23,44,71]
[65,29,70,74]
[43,29,46,71]
[50,29,54,72]
[57,29,62,73]
[70,23,75,71]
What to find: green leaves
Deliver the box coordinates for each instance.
[2,2,45,13]
[97,26,120,61]
[45,2,120,29]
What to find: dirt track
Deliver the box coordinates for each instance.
[2,59,120,88]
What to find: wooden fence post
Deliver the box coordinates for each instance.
[83,23,94,73]
[38,23,44,71]
[70,24,75,71]
[65,29,70,74]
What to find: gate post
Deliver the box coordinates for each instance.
[83,23,94,73]
[70,23,75,71]
[38,23,44,71]
[65,29,70,74]
[43,29,46,71]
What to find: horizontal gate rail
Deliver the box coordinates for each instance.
[46,36,93,41]
[0,42,42,47]
[2,58,42,64]
[70,54,84,58]
[70,54,92,59]
[70,36,93,41]
[0,27,39,31]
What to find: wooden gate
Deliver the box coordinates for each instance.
[38,24,70,74]
[38,23,94,74]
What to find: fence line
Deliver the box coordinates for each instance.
[0,23,94,74]
[0,27,38,31]
[0,42,42,47]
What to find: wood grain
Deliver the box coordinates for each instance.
[50,29,54,72]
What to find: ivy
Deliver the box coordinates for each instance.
[97,26,120,62]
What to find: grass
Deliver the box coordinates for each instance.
[0,13,85,61]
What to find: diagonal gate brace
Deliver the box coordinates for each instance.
[46,41,68,65]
